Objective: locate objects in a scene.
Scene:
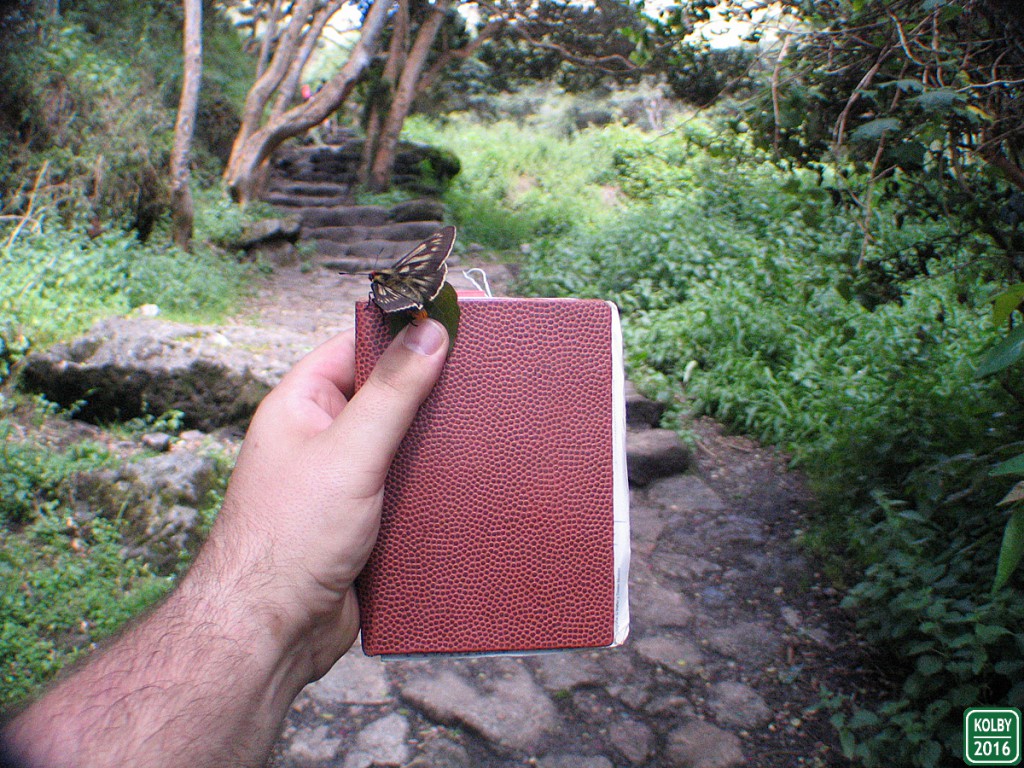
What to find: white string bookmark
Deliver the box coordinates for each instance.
[461,268,494,298]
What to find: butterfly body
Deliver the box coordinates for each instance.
[369,226,456,313]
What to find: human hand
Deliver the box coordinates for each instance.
[186,319,449,680]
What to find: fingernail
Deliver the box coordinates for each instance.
[402,319,446,356]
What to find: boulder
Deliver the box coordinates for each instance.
[236,217,300,249]
[388,198,446,223]
[66,450,219,571]
[19,317,312,430]
[236,217,302,266]
[625,380,665,428]
[626,428,690,486]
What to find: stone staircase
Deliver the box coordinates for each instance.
[262,132,458,270]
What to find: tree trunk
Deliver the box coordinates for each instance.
[367,1,447,192]
[255,0,284,79]
[225,0,396,204]
[270,0,344,119]
[170,0,202,251]
[358,0,409,185]
[226,0,322,182]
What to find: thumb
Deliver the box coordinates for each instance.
[326,319,449,498]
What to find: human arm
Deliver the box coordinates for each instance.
[1,319,449,768]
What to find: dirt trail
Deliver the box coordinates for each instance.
[237,136,877,768]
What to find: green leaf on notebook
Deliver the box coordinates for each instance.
[385,281,460,352]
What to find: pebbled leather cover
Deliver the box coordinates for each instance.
[354,298,618,656]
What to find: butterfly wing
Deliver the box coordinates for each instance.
[370,226,455,313]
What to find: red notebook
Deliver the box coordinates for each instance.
[353,297,631,657]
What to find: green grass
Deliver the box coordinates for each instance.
[403,116,636,249]
[423,111,1024,767]
[0,397,230,708]
[0,185,255,383]
[0,511,173,708]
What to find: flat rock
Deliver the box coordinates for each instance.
[708,681,771,729]
[20,317,310,430]
[401,669,557,754]
[633,636,704,678]
[529,651,604,691]
[625,381,665,428]
[627,429,690,486]
[630,581,695,628]
[646,475,726,513]
[305,648,391,705]
[666,720,744,768]
[287,724,342,764]
[629,503,667,553]
[608,718,655,764]
[342,713,410,768]
[707,622,780,665]
[537,757,614,768]
[404,737,471,768]
[650,551,722,581]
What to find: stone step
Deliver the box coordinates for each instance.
[313,238,430,261]
[389,198,445,223]
[626,428,690,486]
[625,381,666,428]
[302,220,445,244]
[267,180,350,199]
[275,143,362,166]
[266,193,350,209]
[299,205,391,228]
[274,170,358,185]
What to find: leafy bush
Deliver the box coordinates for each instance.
[0,1,251,228]
[404,115,632,248]
[513,119,1024,767]
[0,506,173,708]
[0,219,247,375]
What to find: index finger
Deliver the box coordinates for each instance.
[280,330,357,400]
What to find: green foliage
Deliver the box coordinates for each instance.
[404,115,634,248]
[734,0,1024,281]
[0,0,251,228]
[354,187,417,208]
[505,116,1024,767]
[975,284,1024,591]
[0,420,110,525]
[0,391,230,707]
[0,219,247,373]
[0,508,172,708]
[0,407,174,706]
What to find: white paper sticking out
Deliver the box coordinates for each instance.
[608,301,631,646]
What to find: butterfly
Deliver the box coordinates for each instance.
[368,225,456,313]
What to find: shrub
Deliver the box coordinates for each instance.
[514,120,1024,766]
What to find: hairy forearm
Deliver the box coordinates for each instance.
[3,569,315,768]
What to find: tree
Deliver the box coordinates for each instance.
[357,0,410,186]
[358,0,504,190]
[224,0,395,203]
[170,0,203,251]
[731,0,1024,276]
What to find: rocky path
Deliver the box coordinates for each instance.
[16,134,872,767]
[244,137,872,768]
